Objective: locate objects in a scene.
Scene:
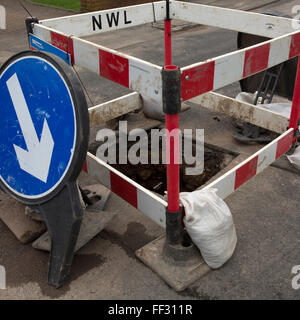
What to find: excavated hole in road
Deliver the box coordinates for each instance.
[91,132,237,196]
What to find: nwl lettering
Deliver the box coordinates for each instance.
[92,10,132,31]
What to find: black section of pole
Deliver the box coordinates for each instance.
[166,0,170,20]
[165,209,183,245]
[25,17,39,36]
[162,67,181,114]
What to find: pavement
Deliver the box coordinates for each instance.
[0,0,300,300]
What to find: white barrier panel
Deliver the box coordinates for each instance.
[171,0,297,38]
[39,1,166,37]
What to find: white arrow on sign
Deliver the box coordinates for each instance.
[6,73,54,183]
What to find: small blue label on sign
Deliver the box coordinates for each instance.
[0,55,76,199]
[30,34,71,65]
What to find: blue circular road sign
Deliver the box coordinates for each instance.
[0,51,89,203]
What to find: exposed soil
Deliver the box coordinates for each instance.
[110,143,234,195]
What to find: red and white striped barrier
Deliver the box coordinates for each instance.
[181,30,300,101]
[84,128,295,224]
[84,153,167,228]
[39,1,298,39]
[29,1,300,229]
[33,24,163,108]
[203,128,295,199]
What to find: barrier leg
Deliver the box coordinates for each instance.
[289,57,300,142]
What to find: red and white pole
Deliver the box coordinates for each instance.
[164,18,172,66]
[163,0,182,244]
[165,104,180,213]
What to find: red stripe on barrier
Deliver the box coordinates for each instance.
[289,33,300,59]
[30,46,37,51]
[234,156,258,190]
[243,43,270,78]
[99,49,129,88]
[276,131,294,159]
[181,61,215,101]
[50,32,74,65]
[110,171,138,208]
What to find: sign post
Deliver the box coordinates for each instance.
[0,51,89,287]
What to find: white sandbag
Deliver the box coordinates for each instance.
[180,188,237,269]
[287,146,300,170]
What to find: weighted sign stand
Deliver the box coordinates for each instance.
[38,182,83,286]
[0,51,89,287]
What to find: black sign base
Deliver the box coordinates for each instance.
[38,181,83,287]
